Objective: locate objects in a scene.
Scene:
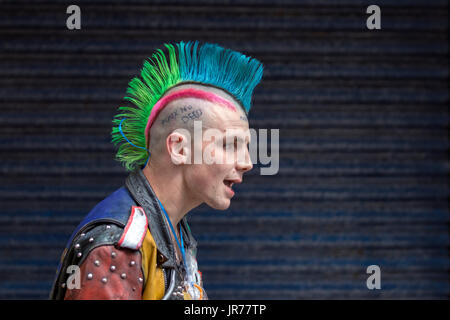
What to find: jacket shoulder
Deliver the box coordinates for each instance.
[72,206,149,264]
[71,223,124,266]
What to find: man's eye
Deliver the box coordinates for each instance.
[224,143,234,149]
[223,140,237,150]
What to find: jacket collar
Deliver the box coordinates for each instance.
[125,169,197,268]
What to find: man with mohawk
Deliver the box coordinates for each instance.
[50,41,263,300]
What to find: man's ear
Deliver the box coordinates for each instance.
[166,129,192,165]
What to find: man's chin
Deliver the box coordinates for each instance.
[206,199,231,211]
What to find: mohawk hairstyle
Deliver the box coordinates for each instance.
[111,40,264,171]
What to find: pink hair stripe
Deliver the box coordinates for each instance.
[144,88,237,141]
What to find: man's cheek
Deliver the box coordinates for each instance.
[192,169,213,191]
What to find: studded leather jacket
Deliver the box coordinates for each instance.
[49,169,206,300]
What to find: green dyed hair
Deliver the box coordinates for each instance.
[111,40,264,171]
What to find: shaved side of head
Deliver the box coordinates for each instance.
[147,84,248,163]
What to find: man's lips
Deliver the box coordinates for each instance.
[223,179,242,197]
[223,178,242,189]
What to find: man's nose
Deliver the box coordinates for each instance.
[236,148,253,172]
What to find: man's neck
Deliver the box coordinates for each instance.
[142,163,199,228]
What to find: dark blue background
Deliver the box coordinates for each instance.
[0,0,448,299]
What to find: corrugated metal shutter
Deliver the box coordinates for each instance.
[0,0,448,299]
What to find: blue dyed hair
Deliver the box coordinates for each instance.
[177,41,264,113]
